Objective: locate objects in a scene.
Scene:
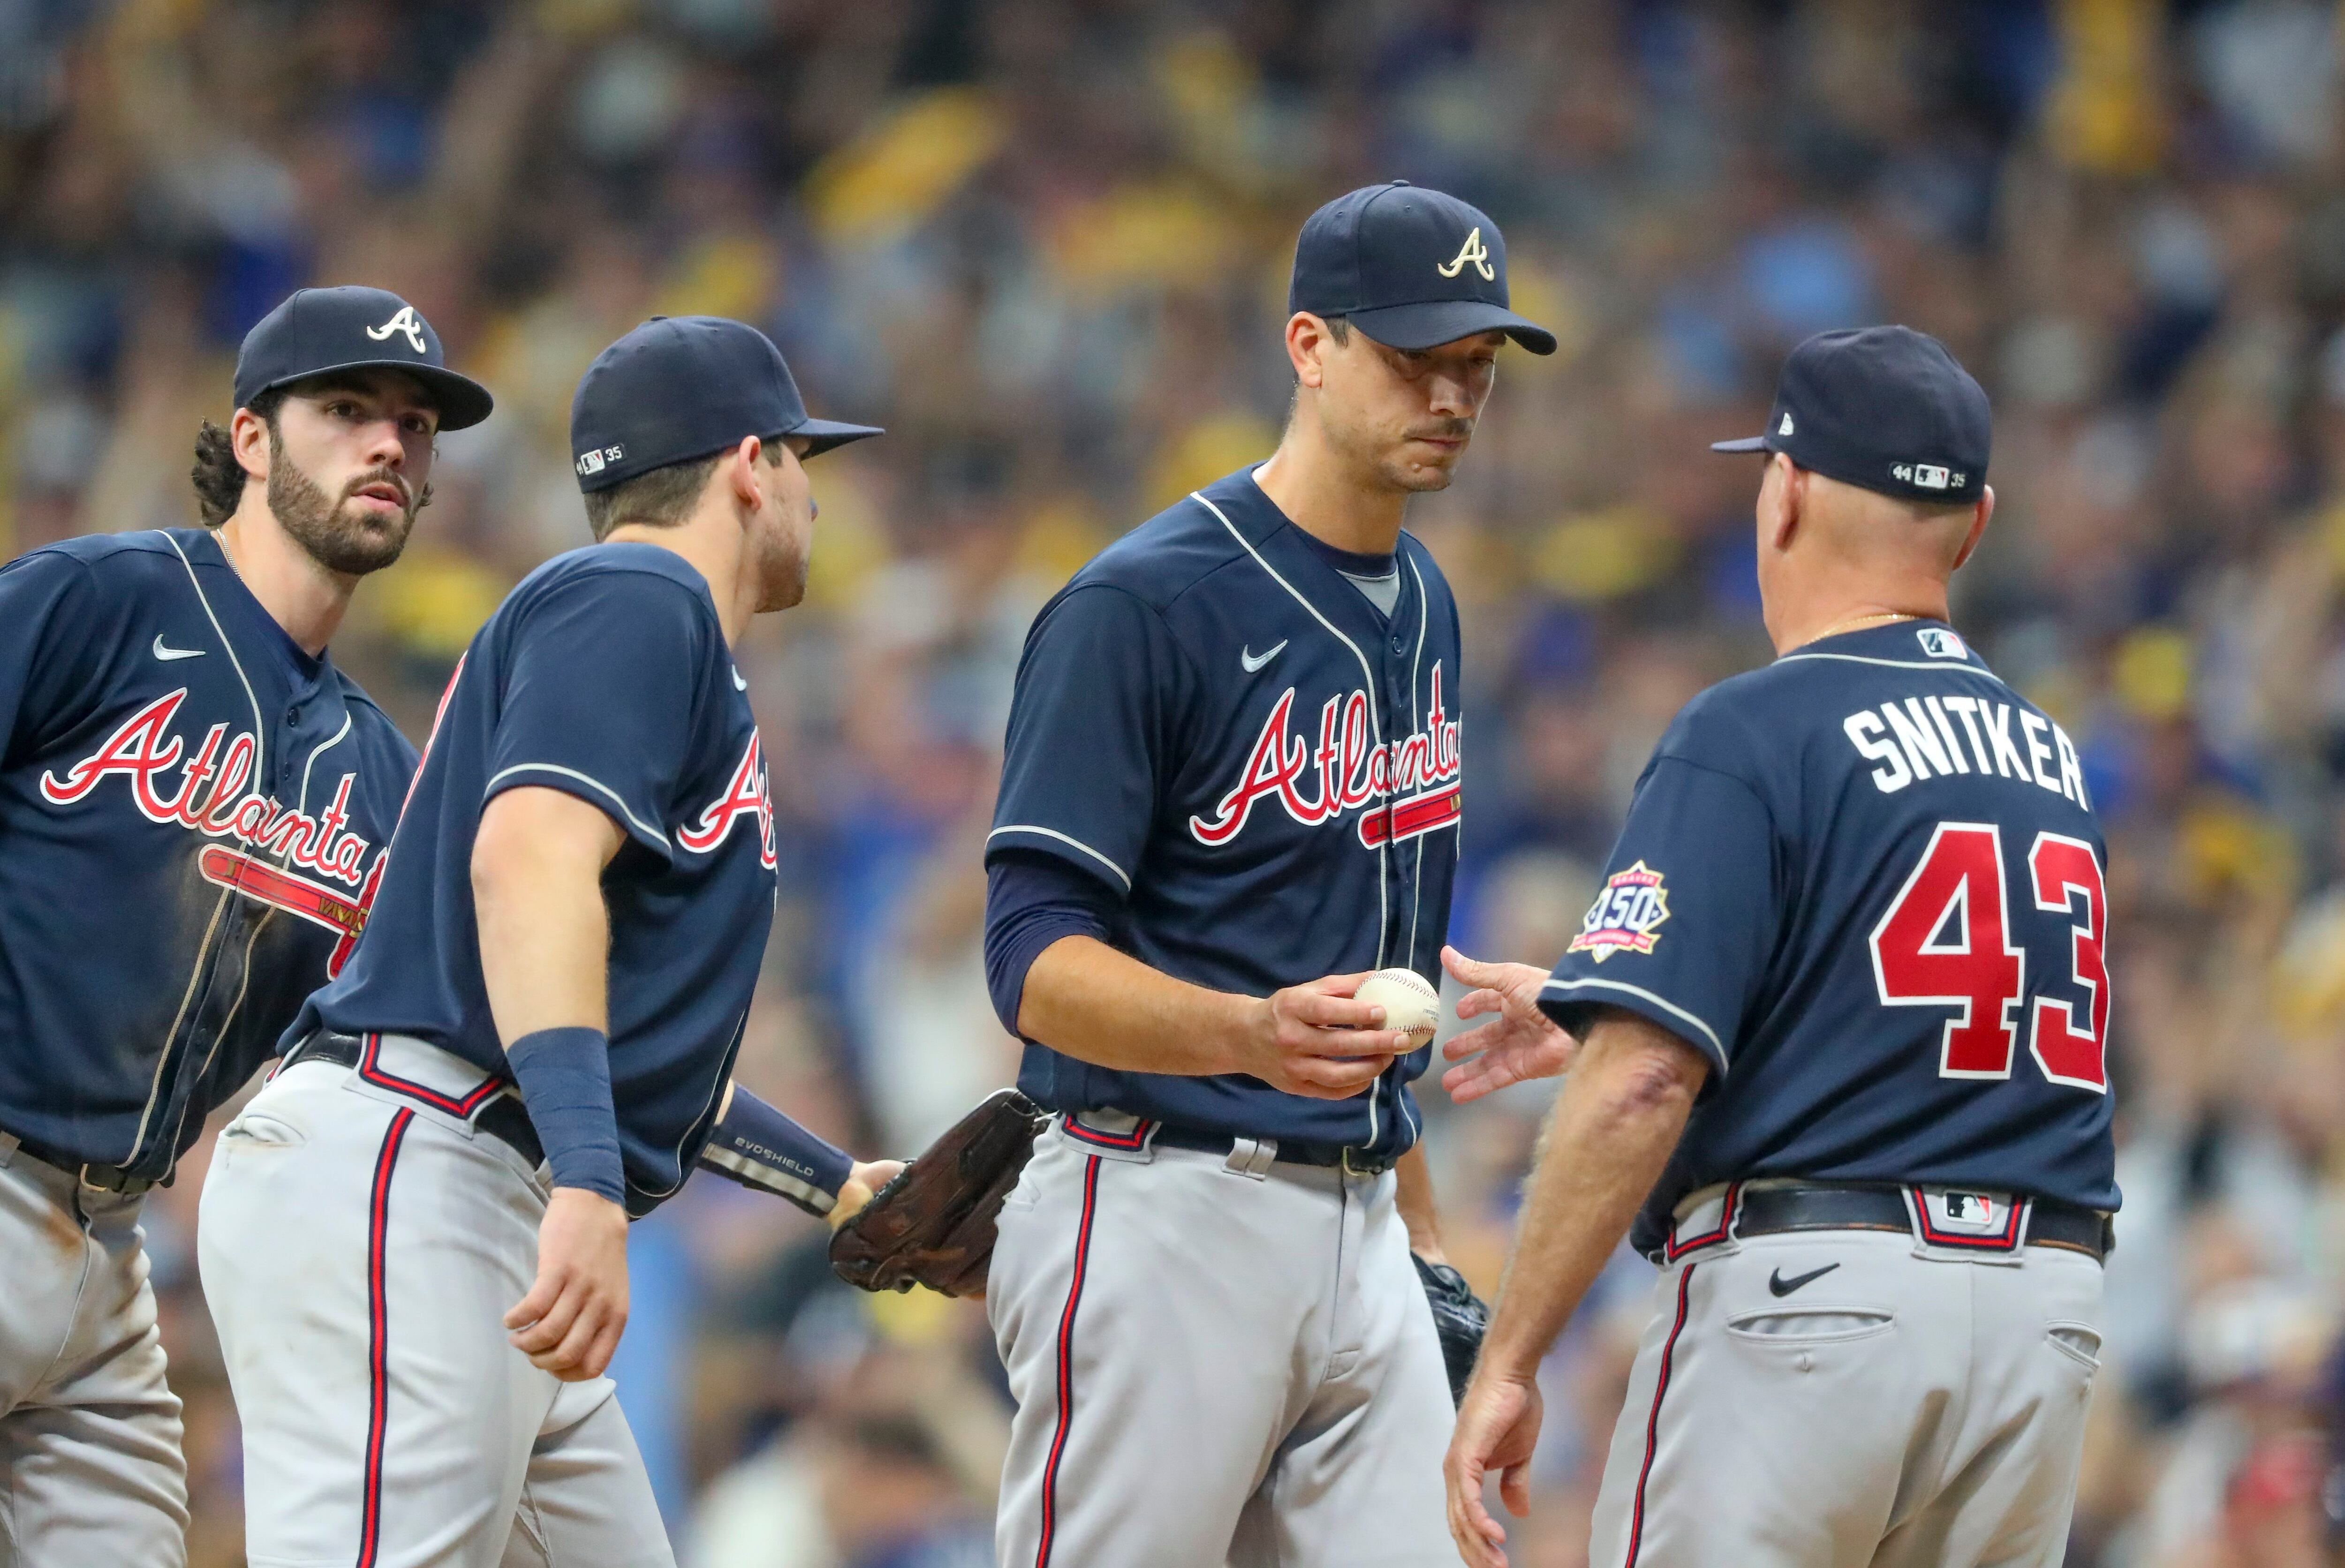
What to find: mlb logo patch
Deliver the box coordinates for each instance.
[1933,1191,1999,1231]
[1916,627,1967,660]
[1910,1185,2026,1250]
[1891,462,1966,491]
[1567,861,1671,963]
[575,445,624,478]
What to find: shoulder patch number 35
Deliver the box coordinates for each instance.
[1870,822,2109,1092]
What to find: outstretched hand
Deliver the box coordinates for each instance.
[1439,946,1578,1103]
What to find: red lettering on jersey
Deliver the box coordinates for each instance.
[38,687,377,888]
[1188,663,1463,850]
[679,733,777,868]
[40,690,188,815]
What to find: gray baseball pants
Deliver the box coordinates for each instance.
[0,1137,187,1568]
[987,1116,1455,1568]
[198,1038,671,1568]
[1590,1187,2105,1568]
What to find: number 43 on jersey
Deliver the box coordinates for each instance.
[1871,822,2109,1092]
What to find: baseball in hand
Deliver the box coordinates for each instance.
[1356,968,1440,1050]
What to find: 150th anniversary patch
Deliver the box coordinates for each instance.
[1566,861,1672,962]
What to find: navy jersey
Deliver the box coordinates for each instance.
[296,545,776,1216]
[0,529,416,1176]
[987,466,1463,1158]
[1537,620,2119,1253]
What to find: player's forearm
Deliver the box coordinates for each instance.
[1018,934,1263,1076]
[472,787,625,1040]
[1477,1012,1707,1385]
[1395,1145,1445,1261]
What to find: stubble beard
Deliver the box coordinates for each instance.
[266,428,423,577]
[1329,405,1470,495]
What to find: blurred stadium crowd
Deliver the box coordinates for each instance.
[6,0,2345,1563]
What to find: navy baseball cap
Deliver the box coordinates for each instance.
[570,316,881,493]
[234,286,493,430]
[1713,326,1991,505]
[1289,181,1556,355]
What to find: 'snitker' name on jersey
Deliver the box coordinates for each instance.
[1537,618,2119,1256]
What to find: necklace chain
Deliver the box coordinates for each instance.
[1812,610,1920,643]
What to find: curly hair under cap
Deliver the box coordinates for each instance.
[189,387,285,528]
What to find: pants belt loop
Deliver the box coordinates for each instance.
[1225,1137,1276,1180]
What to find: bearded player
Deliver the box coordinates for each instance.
[0,286,487,1564]
[980,183,1554,1566]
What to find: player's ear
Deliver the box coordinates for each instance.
[726,436,765,513]
[231,406,272,482]
[1760,451,1800,554]
[1286,313,1333,390]
[1949,485,1995,572]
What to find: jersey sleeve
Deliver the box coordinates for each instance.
[987,584,1194,895]
[0,551,101,765]
[1539,753,1781,1076]
[485,572,709,861]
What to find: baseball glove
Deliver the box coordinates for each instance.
[828,1088,1049,1298]
[1415,1254,1490,1407]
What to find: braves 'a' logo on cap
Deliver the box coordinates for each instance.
[1436,228,1494,282]
[365,306,429,354]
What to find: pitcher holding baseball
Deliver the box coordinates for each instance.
[977,181,1552,1567]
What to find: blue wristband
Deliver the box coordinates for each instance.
[505,1027,626,1207]
[698,1086,854,1216]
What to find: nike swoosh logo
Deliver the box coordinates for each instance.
[152,636,205,662]
[1240,641,1287,673]
[732,668,748,691]
[1768,1263,1840,1297]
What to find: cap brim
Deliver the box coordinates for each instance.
[790,416,884,459]
[261,359,496,431]
[1709,436,1774,453]
[1346,299,1558,356]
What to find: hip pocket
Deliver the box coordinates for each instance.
[1726,1305,1896,1345]
[2046,1321,2102,1371]
[221,1110,307,1150]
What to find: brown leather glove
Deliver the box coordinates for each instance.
[827,1089,1049,1297]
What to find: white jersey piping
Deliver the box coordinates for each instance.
[986,824,1133,890]
[133,535,273,1162]
[1195,488,1390,1150]
[485,763,670,849]
[1540,976,1728,1066]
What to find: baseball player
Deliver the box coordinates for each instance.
[197,317,898,1567]
[980,182,1555,1568]
[0,285,485,1566]
[1440,327,2117,1568]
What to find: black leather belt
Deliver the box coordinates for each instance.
[7,1132,156,1195]
[1147,1122,1399,1176]
[1724,1183,2111,1261]
[288,1031,544,1169]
